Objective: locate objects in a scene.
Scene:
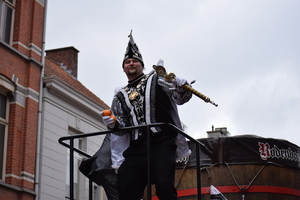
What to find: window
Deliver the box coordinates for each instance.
[65,128,103,200]
[0,0,14,44]
[0,92,8,181]
[65,129,83,200]
[0,74,14,181]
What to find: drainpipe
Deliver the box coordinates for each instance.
[35,0,48,199]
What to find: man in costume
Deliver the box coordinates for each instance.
[102,31,192,200]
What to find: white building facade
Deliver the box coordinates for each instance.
[36,47,110,200]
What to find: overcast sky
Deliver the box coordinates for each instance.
[45,0,300,147]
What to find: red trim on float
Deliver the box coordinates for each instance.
[150,185,300,200]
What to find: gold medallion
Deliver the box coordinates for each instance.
[129,91,139,100]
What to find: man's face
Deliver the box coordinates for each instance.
[123,58,144,81]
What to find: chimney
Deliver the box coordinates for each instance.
[45,46,79,78]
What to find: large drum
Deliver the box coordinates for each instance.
[149,135,300,200]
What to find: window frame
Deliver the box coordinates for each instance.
[0,93,8,181]
[0,74,14,182]
[0,0,15,44]
[64,128,103,200]
[0,91,9,182]
[65,128,84,200]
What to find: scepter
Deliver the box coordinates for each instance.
[153,61,218,107]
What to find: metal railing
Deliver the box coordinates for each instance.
[58,122,203,200]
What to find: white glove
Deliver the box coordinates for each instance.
[157,59,164,66]
[173,77,187,92]
[102,115,116,128]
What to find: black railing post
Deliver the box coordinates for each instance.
[147,125,152,200]
[196,142,202,200]
[70,138,74,200]
[89,180,93,200]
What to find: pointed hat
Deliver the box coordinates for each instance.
[122,30,144,67]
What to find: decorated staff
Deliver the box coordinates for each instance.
[153,60,218,107]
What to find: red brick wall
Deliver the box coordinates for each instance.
[0,0,45,199]
[13,0,45,62]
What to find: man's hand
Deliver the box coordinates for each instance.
[101,110,116,128]
[173,77,188,92]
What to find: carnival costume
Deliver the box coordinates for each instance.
[110,69,192,170]
[105,31,192,200]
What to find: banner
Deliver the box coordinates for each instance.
[178,135,300,169]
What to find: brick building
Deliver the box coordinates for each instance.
[0,0,46,200]
[1,1,112,199]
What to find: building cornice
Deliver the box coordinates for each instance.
[43,75,106,117]
[0,40,43,69]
